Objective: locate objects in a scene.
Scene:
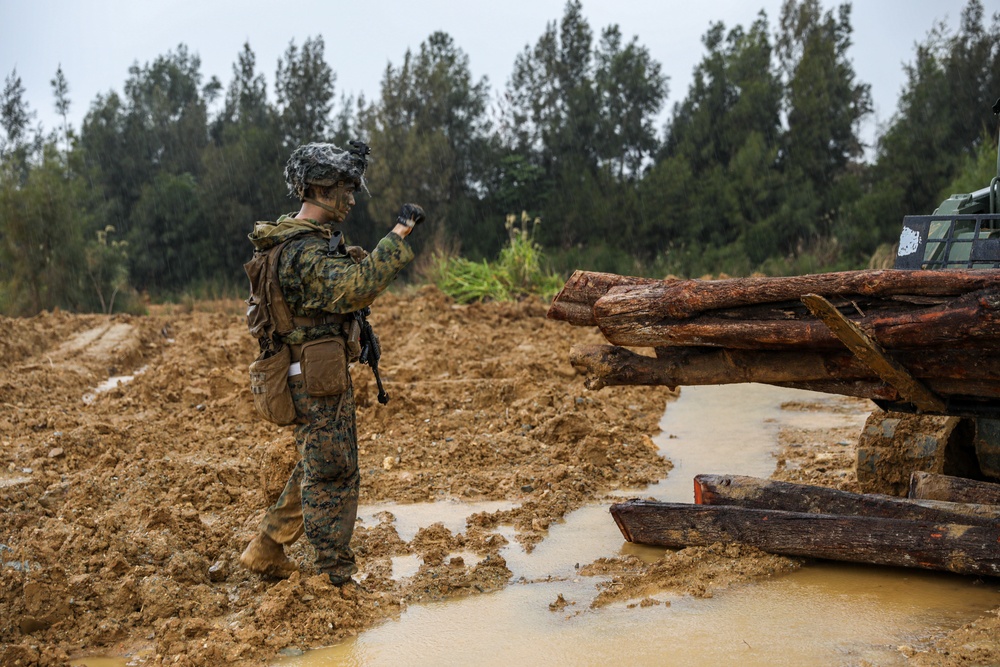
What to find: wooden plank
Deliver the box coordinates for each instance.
[801,293,947,412]
[694,474,1000,526]
[909,471,1000,505]
[610,500,1000,577]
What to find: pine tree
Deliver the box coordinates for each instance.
[50,64,71,154]
[594,25,668,180]
[777,0,872,224]
[363,31,492,254]
[275,36,335,147]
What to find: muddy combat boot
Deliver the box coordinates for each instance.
[239,534,298,579]
[330,575,369,597]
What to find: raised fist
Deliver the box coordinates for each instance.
[396,203,425,229]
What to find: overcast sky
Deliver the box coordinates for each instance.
[0,0,988,152]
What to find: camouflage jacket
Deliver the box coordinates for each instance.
[248,214,413,344]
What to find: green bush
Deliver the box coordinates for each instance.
[429,212,564,302]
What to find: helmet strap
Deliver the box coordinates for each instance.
[303,196,340,216]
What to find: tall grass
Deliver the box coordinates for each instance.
[428,212,564,303]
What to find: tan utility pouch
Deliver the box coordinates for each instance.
[345,318,362,362]
[249,345,297,425]
[300,337,349,397]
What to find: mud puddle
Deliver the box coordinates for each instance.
[282,564,998,667]
[356,500,516,581]
[69,659,125,667]
[275,384,1000,666]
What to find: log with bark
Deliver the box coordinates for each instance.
[548,268,1000,348]
[767,379,905,402]
[569,343,1000,401]
[546,270,660,326]
[592,269,1000,322]
[594,287,1000,350]
[693,474,1000,526]
[551,266,1000,410]
[549,268,1000,401]
[909,471,1000,505]
[610,499,1000,577]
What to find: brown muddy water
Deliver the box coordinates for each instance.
[273,384,1000,667]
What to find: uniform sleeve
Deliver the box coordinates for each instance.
[286,232,414,314]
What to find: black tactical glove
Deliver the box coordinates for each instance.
[396,203,425,229]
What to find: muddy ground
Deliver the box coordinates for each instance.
[1,287,997,666]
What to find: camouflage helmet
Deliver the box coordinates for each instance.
[284,140,370,200]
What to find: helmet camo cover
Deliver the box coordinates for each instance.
[284,141,369,199]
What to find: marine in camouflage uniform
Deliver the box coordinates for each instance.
[239,142,423,586]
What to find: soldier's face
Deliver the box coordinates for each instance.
[322,182,355,222]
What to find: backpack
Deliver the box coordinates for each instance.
[244,240,295,351]
[243,240,298,424]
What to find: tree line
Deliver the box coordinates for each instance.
[1,0,998,315]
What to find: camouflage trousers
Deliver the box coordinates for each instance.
[258,377,359,582]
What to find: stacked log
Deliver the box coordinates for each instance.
[546,271,659,326]
[548,268,1000,405]
[551,271,1000,575]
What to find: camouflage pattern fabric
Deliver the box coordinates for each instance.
[278,228,412,344]
[260,379,359,582]
[248,214,414,345]
[251,214,413,582]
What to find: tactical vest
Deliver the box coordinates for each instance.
[244,235,350,351]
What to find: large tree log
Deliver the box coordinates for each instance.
[909,471,1000,505]
[694,474,1000,526]
[569,344,1000,400]
[610,500,1000,577]
[547,271,660,326]
[593,269,1000,322]
[594,288,1000,350]
[768,380,904,401]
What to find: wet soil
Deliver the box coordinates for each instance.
[1,287,997,666]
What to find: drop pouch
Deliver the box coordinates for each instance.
[249,344,297,425]
[299,337,349,397]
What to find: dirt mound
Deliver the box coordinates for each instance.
[0,289,674,666]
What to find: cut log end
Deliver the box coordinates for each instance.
[909,471,1000,505]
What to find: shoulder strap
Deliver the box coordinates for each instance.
[265,240,296,337]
